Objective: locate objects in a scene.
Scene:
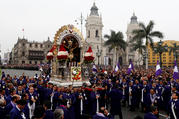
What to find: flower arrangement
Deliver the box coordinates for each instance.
[84,46,94,64]
[46,45,56,60]
[57,45,69,61]
[72,67,81,80]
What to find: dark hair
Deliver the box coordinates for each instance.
[10,89,15,94]
[21,93,27,100]
[150,106,157,112]
[61,99,67,106]
[43,100,51,109]
[134,115,143,119]
[33,105,45,119]
[16,99,27,106]
[0,88,5,93]
[173,92,179,97]
[11,95,18,101]
[99,107,105,114]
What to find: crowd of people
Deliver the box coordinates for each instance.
[0,67,179,119]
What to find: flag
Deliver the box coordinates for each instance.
[114,63,120,72]
[127,61,134,74]
[92,64,97,73]
[155,60,162,76]
[173,60,179,80]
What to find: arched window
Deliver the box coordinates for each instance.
[95,30,99,37]
[22,51,25,56]
[88,30,90,38]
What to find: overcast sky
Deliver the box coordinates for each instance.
[0,0,179,56]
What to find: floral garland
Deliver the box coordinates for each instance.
[84,56,94,64]
[47,55,53,60]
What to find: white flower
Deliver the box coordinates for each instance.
[73,71,77,75]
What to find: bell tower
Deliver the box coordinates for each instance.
[126,13,142,65]
[85,2,104,65]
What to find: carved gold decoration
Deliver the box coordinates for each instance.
[52,24,85,56]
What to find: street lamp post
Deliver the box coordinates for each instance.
[75,13,86,36]
[96,47,102,66]
[142,51,147,66]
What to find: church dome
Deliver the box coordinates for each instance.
[90,2,99,16]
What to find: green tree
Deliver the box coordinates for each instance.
[131,39,145,65]
[153,40,168,67]
[169,43,179,62]
[131,21,163,69]
[104,30,127,64]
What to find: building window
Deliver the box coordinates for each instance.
[29,61,32,64]
[22,61,25,64]
[35,44,38,48]
[22,52,25,56]
[95,30,99,37]
[22,43,25,47]
[40,44,43,48]
[88,30,90,38]
[30,43,32,47]
[48,45,50,48]
[35,61,37,65]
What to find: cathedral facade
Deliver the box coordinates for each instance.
[85,3,140,67]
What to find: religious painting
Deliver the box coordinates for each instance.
[62,35,81,62]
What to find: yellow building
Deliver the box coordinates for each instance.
[148,40,179,67]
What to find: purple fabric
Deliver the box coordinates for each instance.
[155,60,162,76]
[173,60,179,80]
[114,63,120,72]
[92,64,97,73]
[127,61,134,74]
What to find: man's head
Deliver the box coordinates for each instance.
[0,89,5,95]
[54,109,64,119]
[43,100,51,110]
[11,95,20,103]
[0,99,6,107]
[152,82,156,87]
[150,89,155,95]
[29,87,34,94]
[33,105,45,119]
[10,89,16,95]
[104,108,109,116]
[16,99,27,110]
[99,107,105,114]
[172,92,179,100]
[151,106,158,115]
[143,81,147,85]
[134,115,143,119]
[18,85,23,91]
[21,93,29,100]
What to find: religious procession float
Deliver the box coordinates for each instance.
[46,25,94,86]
